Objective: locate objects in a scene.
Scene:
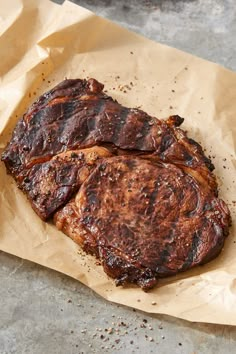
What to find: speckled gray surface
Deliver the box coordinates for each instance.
[54,0,236,71]
[1,1,236,353]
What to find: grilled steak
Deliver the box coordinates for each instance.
[21,147,112,220]
[54,156,230,289]
[2,79,216,190]
[1,78,231,290]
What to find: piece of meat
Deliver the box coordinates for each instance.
[1,78,216,190]
[21,146,112,220]
[1,78,231,290]
[54,156,230,290]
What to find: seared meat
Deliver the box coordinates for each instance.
[55,156,230,290]
[2,79,215,189]
[1,78,231,290]
[21,147,111,220]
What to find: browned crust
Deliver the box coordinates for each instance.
[1,78,231,290]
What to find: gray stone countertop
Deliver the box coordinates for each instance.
[1,1,236,353]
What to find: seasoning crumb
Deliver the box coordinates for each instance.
[151,301,157,305]
[149,337,154,342]
[130,51,134,54]
[179,343,182,346]
[169,106,173,109]
[171,89,175,93]
[67,299,72,303]
[130,340,134,344]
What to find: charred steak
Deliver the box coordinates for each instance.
[1,78,231,290]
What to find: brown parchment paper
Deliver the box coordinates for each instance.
[0,0,236,325]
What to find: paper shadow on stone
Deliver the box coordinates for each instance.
[151,312,236,337]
